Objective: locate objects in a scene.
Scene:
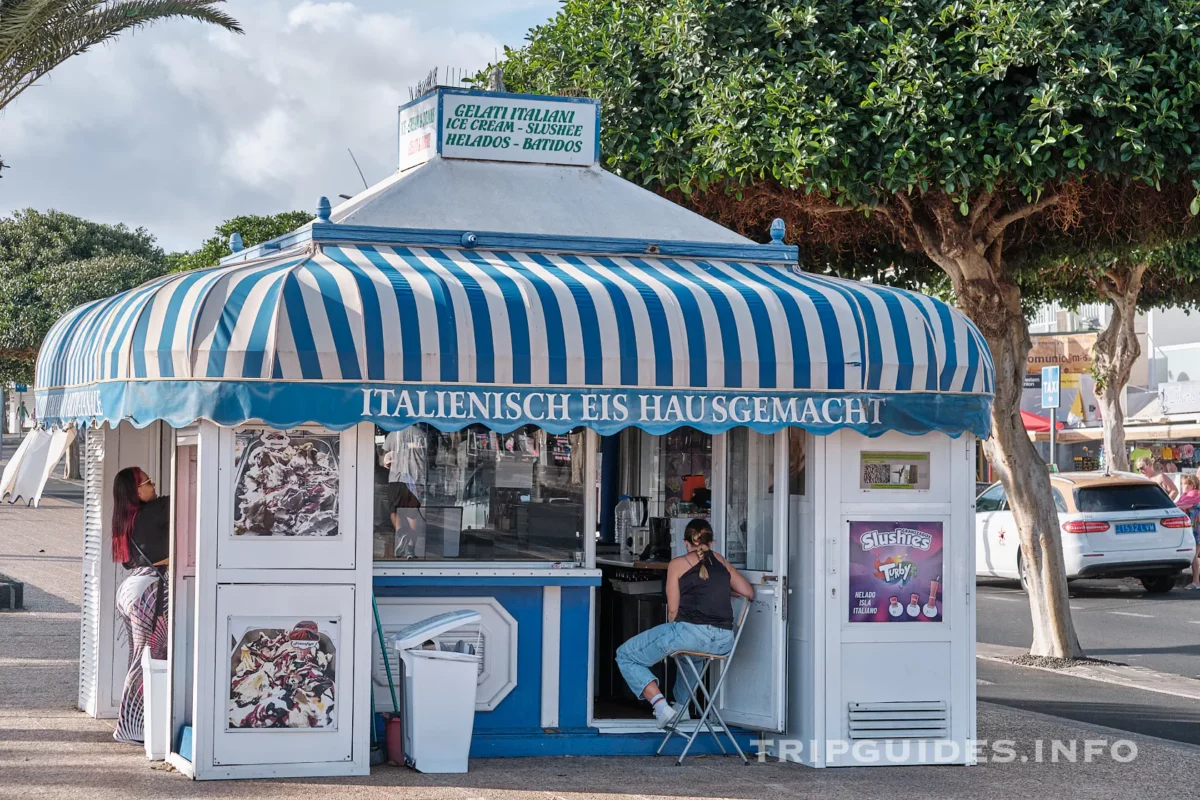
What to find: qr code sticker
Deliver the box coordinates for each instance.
[863,463,892,485]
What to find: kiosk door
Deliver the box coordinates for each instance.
[715,430,789,733]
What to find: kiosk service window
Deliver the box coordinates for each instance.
[371,423,586,563]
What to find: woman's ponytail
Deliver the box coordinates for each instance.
[684,518,715,580]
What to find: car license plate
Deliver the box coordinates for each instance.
[1115,522,1156,534]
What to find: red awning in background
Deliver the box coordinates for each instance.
[1021,409,1065,432]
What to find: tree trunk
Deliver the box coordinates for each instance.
[892,192,1084,658]
[954,265,1083,657]
[1097,388,1127,471]
[1092,264,1147,474]
[64,437,81,480]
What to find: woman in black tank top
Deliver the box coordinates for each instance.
[615,518,755,727]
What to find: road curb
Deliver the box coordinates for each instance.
[978,642,1200,701]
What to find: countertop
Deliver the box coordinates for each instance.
[596,555,671,571]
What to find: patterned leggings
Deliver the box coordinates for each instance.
[113,569,169,745]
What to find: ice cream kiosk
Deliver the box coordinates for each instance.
[35,87,993,779]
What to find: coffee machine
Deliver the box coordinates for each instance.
[641,517,673,561]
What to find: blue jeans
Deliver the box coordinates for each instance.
[616,622,734,706]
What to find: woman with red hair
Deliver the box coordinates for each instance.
[111,466,170,745]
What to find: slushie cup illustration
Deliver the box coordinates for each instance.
[906,592,921,617]
[888,596,903,617]
[923,577,940,618]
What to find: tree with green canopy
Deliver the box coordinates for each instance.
[0,1,242,176]
[167,211,314,273]
[499,0,1200,656]
[1033,238,1200,472]
[0,208,169,383]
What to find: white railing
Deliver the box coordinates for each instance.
[1075,303,1108,329]
[1028,303,1061,334]
[1027,302,1109,332]
[1029,303,1060,328]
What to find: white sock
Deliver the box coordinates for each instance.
[649,694,667,715]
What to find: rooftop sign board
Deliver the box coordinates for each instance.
[398,88,600,171]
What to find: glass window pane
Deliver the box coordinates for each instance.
[975,483,1005,512]
[620,428,714,519]
[615,428,713,558]
[657,428,712,518]
[789,428,806,496]
[1075,484,1175,513]
[726,429,776,572]
[372,424,586,563]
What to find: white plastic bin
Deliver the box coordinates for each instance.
[140,649,168,761]
[393,610,482,773]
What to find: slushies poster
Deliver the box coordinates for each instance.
[848,521,943,623]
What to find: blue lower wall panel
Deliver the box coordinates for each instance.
[374,584,543,732]
[469,728,759,758]
[372,712,757,758]
[374,579,757,759]
[558,586,590,730]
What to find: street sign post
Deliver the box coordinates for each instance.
[1040,366,1060,409]
[1041,366,1060,470]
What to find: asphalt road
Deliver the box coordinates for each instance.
[977,577,1200,678]
[977,658,1200,746]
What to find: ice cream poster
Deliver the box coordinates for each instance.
[233,430,341,538]
[227,617,338,730]
[848,521,943,623]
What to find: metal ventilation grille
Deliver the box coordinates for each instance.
[847,701,948,740]
[78,429,104,714]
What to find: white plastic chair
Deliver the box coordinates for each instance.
[656,597,752,765]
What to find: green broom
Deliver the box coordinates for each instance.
[371,594,400,765]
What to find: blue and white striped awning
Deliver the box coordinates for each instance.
[34,243,993,437]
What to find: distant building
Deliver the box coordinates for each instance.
[1019,302,1200,476]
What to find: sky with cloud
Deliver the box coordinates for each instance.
[0,1,562,251]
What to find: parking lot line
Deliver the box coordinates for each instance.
[1109,611,1154,618]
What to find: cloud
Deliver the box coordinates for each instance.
[0,1,557,251]
[286,2,358,33]
[229,108,296,187]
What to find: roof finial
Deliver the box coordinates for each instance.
[316,196,332,223]
[229,232,244,252]
[769,218,786,245]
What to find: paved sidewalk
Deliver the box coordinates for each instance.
[979,641,1200,701]
[4,503,1200,799]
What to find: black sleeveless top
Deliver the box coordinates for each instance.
[125,496,170,569]
[676,552,734,629]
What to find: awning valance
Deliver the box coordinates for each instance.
[35,243,993,437]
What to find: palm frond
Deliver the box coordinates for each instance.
[0,0,242,111]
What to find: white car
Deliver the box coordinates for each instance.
[975,472,1196,594]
